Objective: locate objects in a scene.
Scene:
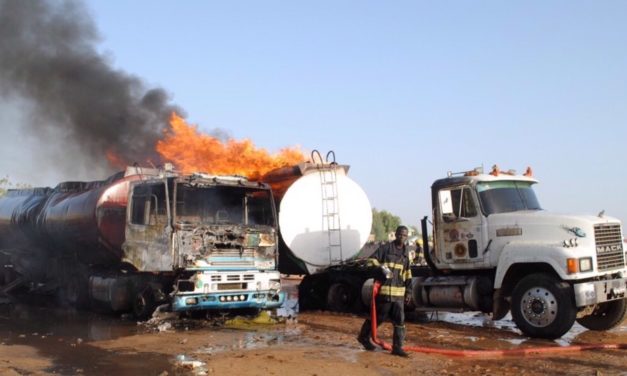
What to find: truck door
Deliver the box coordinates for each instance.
[435,185,486,266]
[123,181,173,271]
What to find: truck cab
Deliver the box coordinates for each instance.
[120,166,284,316]
[417,166,627,338]
[432,167,541,270]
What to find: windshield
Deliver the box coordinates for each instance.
[175,185,275,226]
[476,181,541,215]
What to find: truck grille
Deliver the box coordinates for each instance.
[207,248,255,267]
[217,283,247,291]
[594,224,625,271]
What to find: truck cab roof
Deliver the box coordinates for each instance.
[432,171,538,191]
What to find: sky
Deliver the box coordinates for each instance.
[1,0,626,228]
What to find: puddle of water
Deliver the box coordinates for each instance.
[0,303,175,375]
[277,278,300,319]
[0,278,304,375]
[175,355,208,375]
[0,303,140,344]
[195,325,303,356]
[430,310,627,346]
[429,311,522,337]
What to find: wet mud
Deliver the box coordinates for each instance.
[0,303,172,375]
[0,280,625,376]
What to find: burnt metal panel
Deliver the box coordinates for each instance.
[123,223,173,271]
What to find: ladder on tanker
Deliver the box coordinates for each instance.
[313,150,343,265]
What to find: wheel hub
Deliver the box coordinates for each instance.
[530,299,545,315]
[521,287,558,327]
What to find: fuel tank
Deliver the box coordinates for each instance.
[0,171,140,266]
[262,162,372,275]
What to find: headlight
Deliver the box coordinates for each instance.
[579,257,593,272]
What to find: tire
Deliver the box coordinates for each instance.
[361,278,375,307]
[68,273,91,309]
[511,273,576,339]
[326,282,354,312]
[133,288,156,320]
[298,275,326,311]
[57,273,89,309]
[576,299,627,331]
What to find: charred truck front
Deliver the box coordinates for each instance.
[0,165,284,318]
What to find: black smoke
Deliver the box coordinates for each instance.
[0,0,182,174]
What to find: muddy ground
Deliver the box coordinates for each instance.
[0,280,625,376]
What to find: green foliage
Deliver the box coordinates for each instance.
[0,176,9,198]
[0,176,30,197]
[371,208,402,241]
[371,209,386,241]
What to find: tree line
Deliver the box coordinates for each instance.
[371,208,420,241]
[0,177,29,197]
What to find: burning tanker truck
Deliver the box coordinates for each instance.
[0,165,284,318]
[264,157,627,339]
[2,155,625,338]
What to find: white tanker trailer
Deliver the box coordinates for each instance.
[261,151,376,312]
[265,157,627,339]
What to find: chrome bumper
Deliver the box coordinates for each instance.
[573,276,627,307]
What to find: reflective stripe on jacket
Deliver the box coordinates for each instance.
[367,241,411,301]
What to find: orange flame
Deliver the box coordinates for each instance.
[106,148,128,170]
[156,113,306,179]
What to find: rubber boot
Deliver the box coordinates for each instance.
[391,325,409,357]
[357,320,376,351]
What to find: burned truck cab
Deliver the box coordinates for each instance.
[123,168,284,313]
[0,165,284,318]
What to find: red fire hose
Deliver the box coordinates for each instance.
[369,281,627,357]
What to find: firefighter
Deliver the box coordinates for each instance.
[357,225,412,357]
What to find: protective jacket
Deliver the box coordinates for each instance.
[368,241,411,302]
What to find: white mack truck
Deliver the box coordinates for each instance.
[410,166,627,338]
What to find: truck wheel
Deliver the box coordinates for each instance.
[298,275,326,310]
[576,299,627,331]
[133,289,156,320]
[361,278,375,306]
[57,274,89,309]
[511,273,576,339]
[326,282,353,312]
[65,275,89,309]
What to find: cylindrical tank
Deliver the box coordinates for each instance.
[0,187,52,246]
[262,162,372,275]
[0,171,138,266]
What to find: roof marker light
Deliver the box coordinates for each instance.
[490,165,500,176]
[523,167,533,177]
